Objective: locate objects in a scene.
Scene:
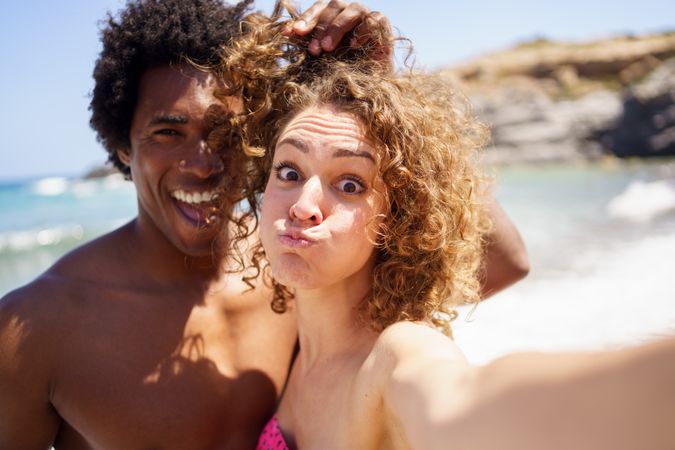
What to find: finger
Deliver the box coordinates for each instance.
[306,2,344,55]
[279,2,302,35]
[350,12,393,60]
[280,21,294,36]
[350,12,392,47]
[319,3,369,52]
[308,35,323,56]
[291,0,332,36]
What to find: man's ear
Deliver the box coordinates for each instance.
[117,148,131,166]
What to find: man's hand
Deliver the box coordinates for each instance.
[285,0,392,60]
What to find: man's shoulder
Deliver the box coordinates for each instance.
[0,272,81,374]
[0,223,135,322]
[47,222,135,279]
[0,262,92,336]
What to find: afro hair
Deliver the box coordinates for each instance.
[89,0,253,176]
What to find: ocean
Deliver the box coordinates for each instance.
[0,174,136,293]
[1,160,674,364]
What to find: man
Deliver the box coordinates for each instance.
[0,1,528,448]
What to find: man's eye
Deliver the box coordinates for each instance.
[276,165,300,181]
[155,129,180,136]
[335,178,365,194]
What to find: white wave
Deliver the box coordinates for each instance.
[29,174,133,198]
[71,180,98,198]
[73,174,132,198]
[607,179,675,222]
[31,177,69,196]
[101,173,130,189]
[0,225,84,252]
[454,231,675,365]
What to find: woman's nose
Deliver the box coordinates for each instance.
[289,177,324,225]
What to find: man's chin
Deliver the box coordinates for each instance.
[173,235,219,261]
[171,216,221,250]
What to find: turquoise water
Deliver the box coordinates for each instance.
[491,160,675,276]
[454,159,675,362]
[0,175,136,294]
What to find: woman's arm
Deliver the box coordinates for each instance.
[449,339,675,450]
[383,330,675,450]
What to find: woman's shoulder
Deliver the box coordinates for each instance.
[376,321,465,358]
[361,321,474,446]
[367,321,469,379]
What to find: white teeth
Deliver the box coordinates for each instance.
[171,189,218,205]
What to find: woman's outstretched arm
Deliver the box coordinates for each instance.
[381,324,675,450]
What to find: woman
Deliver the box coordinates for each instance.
[214,8,675,450]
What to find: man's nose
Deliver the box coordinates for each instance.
[289,176,324,225]
[178,140,224,178]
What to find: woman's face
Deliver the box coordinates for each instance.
[260,104,384,291]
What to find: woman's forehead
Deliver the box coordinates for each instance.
[279,105,374,150]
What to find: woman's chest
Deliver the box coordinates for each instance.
[278,363,404,450]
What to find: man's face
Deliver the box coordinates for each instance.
[120,64,241,257]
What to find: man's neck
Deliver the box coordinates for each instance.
[124,216,223,288]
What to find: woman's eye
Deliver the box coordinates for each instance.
[277,166,300,181]
[335,178,365,194]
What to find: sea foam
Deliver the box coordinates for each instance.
[607,179,675,222]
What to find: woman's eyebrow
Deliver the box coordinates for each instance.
[277,137,374,162]
[277,137,308,152]
[333,148,374,162]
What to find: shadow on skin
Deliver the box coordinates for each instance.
[3,279,279,450]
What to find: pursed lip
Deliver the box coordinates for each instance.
[278,229,318,249]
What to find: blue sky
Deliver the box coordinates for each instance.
[1,0,673,181]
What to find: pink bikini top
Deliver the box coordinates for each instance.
[257,414,290,450]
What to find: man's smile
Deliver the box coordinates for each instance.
[171,189,219,204]
[171,189,220,226]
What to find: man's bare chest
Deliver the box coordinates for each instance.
[48,294,293,449]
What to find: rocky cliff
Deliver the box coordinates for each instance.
[439,32,675,163]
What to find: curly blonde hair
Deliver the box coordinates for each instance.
[213,8,490,335]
